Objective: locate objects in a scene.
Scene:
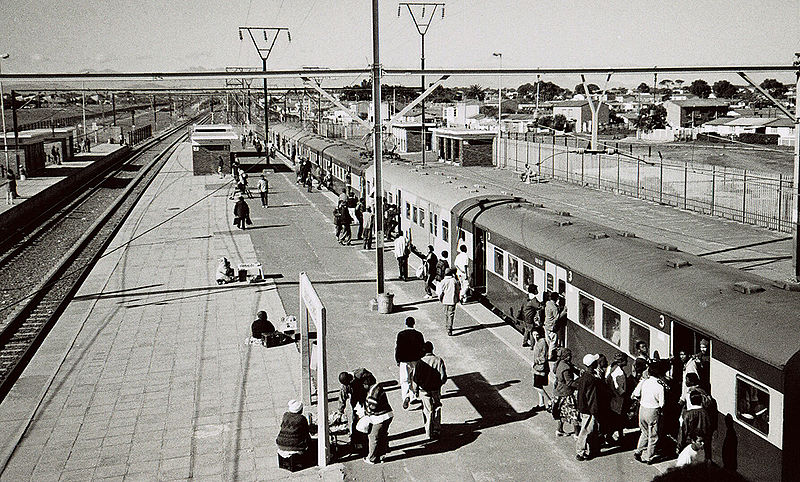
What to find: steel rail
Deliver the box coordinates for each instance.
[0,114,206,402]
[0,64,796,82]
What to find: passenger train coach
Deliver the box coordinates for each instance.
[369,160,800,482]
[270,124,371,197]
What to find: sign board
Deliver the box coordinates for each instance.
[299,272,329,467]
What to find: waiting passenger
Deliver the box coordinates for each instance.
[531,329,551,411]
[251,311,276,341]
[553,348,581,438]
[605,353,628,445]
[276,400,312,461]
[215,257,235,284]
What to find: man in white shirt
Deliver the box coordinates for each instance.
[257,175,269,208]
[632,363,665,464]
[437,268,460,336]
[394,232,410,281]
[453,245,470,303]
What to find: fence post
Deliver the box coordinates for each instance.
[515,132,519,171]
[598,153,602,189]
[581,151,584,185]
[636,159,640,198]
[659,158,663,204]
[778,173,783,232]
[538,139,542,177]
[566,146,569,182]
[552,135,556,178]
[684,162,688,210]
[711,165,716,216]
[617,151,620,193]
[742,170,747,224]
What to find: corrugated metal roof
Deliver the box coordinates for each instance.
[725,117,777,127]
[668,99,730,108]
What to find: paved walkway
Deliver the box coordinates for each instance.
[0,143,664,481]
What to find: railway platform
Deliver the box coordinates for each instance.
[0,141,665,480]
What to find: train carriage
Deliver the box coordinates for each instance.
[378,160,800,482]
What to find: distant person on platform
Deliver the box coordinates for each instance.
[423,245,438,298]
[454,244,470,303]
[215,257,235,284]
[395,316,425,409]
[257,175,269,208]
[393,232,410,281]
[437,268,460,336]
[5,172,17,206]
[276,400,312,461]
[233,195,251,230]
[362,206,374,250]
[218,157,224,179]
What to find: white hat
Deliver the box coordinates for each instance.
[288,399,303,414]
[582,353,600,368]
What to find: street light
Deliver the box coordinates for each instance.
[493,52,502,167]
[0,53,9,173]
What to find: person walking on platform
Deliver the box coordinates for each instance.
[394,232,410,281]
[363,373,393,464]
[423,245,438,298]
[217,157,224,178]
[454,245,470,303]
[531,329,551,411]
[5,172,16,206]
[362,206,374,250]
[521,284,540,347]
[233,195,251,230]
[231,158,240,181]
[395,317,425,409]
[632,362,666,464]
[435,251,449,284]
[437,268,460,336]
[257,175,269,208]
[414,341,447,440]
[355,198,365,240]
[574,353,603,461]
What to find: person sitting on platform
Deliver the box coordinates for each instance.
[276,400,312,464]
[215,257,235,284]
[251,310,275,341]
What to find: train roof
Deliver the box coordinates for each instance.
[369,161,509,211]
[273,124,370,172]
[471,200,800,369]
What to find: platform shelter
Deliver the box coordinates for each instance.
[190,124,239,175]
[0,130,48,177]
[431,127,495,166]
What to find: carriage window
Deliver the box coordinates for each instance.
[412,206,418,224]
[523,264,535,290]
[442,219,449,242]
[387,192,393,204]
[578,294,595,329]
[546,273,554,292]
[431,214,438,236]
[629,319,650,357]
[558,279,566,295]
[736,377,769,435]
[602,306,621,346]
[420,209,425,228]
[507,256,519,285]
[493,247,505,277]
[406,202,411,219]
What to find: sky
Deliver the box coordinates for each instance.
[1,0,798,89]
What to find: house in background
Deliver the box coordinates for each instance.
[552,100,609,133]
[664,98,730,128]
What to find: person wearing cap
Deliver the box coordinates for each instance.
[437,268,460,336]
[573,353,603,461]
[276,400,311,458]
[521,284,540,348]
[632,362,666,464]
[395,317,425,409]
[605,353,629,445]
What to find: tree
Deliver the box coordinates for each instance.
[517,82,536,99]
[538,81,567,102]
[689,79,711,98]
[465,84,485,101]
[635,105,667,130]
[759,78,787,99]
[712,80,738,99]
[636,82,651,93]
[574,83,600,96]
[553,113,568,132]
[658,79,673,89]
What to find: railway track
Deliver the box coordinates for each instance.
[0,114,208,400]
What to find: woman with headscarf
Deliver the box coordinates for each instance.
[276,400,311,458]
[215,257,235,284]
[605,352,628,445]
[553,348,581,437]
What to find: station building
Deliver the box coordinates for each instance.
[0,130,49,177]
[431,127,496,166]
[190,124,239,175]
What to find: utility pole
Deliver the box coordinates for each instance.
[373,0,386,295]
[11,90,19,170]
[152,95,156,129]
[794,53,800,278]
[399,2,445,166]
[112,93,116,126]
[0,53,10,173]
[493,52,502,166]
[239,26,291,160]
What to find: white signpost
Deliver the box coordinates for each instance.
[299,272,329,467]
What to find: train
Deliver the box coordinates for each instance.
[271,126,799,480]
[270,124,371,197]
[368,160,800,482]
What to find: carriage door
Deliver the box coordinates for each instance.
[473,227,486,295]
[544,262,568,295]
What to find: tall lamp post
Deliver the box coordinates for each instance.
[0,53,9,173]
[239,26,290,161]
[493,52,502,167]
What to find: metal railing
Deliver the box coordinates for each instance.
[498,133,794,233]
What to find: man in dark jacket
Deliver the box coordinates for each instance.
[574,353,602,461]
[395,316,425,409]
[423,245,438,298]
[435,251,449,282]
[678,390,714,459]
[414,342,447,439]
[521,284,540,348]
[233,196,250,230]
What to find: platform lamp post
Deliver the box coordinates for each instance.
[239,26,290,164]
[399,2,445,167]
[493,52,502,167]
[0,53,9,174]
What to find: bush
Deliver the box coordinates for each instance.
[737,133,779,145]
